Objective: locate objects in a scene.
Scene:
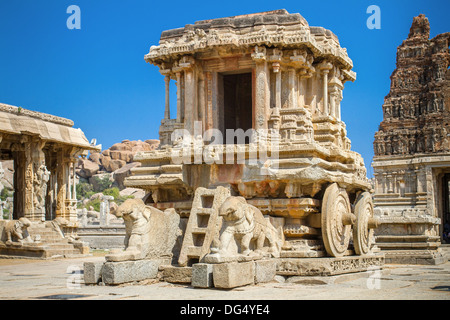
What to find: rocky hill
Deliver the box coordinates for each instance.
[76,139,159,191]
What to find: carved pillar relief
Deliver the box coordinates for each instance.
[179,55,196,135]
[175,71,183,123]
[318,61,333,116]
[252,46,270,130]
[164,75,171,120]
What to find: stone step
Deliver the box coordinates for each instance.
[45,243,77,250]
[46,249,81,257]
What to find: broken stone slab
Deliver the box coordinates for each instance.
[276,253,385,276]
[83,261,104,285]
[102,259,159,285]
[191,263,214,288]
[212,261,255,289]
[162,266,192,284]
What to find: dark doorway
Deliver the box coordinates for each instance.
[223,73,253,140]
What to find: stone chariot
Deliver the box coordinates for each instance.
[122,10,383,279]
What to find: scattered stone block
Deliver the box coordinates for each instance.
[254,259,277,283]
[191,263,214,288]
[212,261,255,289]
[83,261,104,284]
[163,266,192,283]
[102,259,159,285]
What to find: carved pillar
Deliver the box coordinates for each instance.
[56,149,67,219]
[299,69,312,108]
[164,75,171,120]
[322,70,329,115]
[319,61,333,116]
[328,75,344,120]
[274,63,281,112]
[252,46,269,130]
[269,48,282,117]
[288,68,297,109]
[176,71,183,123]
[72,160,77,201]
[12,147,26,220]
[381,172,387,193]
[24,141,34,221]
[180,56,196,135]
[198,69,206,133]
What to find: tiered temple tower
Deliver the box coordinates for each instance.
[372,14,450,264]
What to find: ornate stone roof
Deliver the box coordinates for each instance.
[145,9,355,79]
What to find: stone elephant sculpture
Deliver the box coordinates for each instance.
[105,198,180,262]
[4,217,33,246]
[210,196,283,259]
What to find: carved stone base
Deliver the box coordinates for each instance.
[276,253,385,276]
[280,239,326,258]
[382,249,446,265]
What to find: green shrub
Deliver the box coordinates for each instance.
[2,208,9,219]
[76,182,94,200]
[85,198,101,212]
[103,187,120,199]
[92,175,113,192]
[0,188,11,201]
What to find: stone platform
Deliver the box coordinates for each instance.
[381,249,446,265]
[0,222,89,259]
[276,253,385,276]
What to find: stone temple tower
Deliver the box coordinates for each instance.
[372,14,450,264]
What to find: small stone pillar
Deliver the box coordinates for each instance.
[100,195,114,226]
[80,208,88,227]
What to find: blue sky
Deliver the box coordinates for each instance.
[0,0,448,177]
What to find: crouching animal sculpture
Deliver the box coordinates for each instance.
[4,218,33,246]
[105,198,180,262]
[208,196,283,261]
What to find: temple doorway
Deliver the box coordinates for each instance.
[222,72,253,143]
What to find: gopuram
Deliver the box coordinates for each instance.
[372,15,450,264]
[0,103,99,258]
[82,9,386,288]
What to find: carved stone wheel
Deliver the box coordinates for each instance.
[353,192,376,255]
[321,183,354,257]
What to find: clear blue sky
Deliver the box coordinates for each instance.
[0,0,448,177]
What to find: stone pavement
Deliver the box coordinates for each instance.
[0,253,449,302]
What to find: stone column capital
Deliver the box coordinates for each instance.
[179,55,195,70]
[289,50,307,68]
[251,45,267,63]
[318,60,333,73]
